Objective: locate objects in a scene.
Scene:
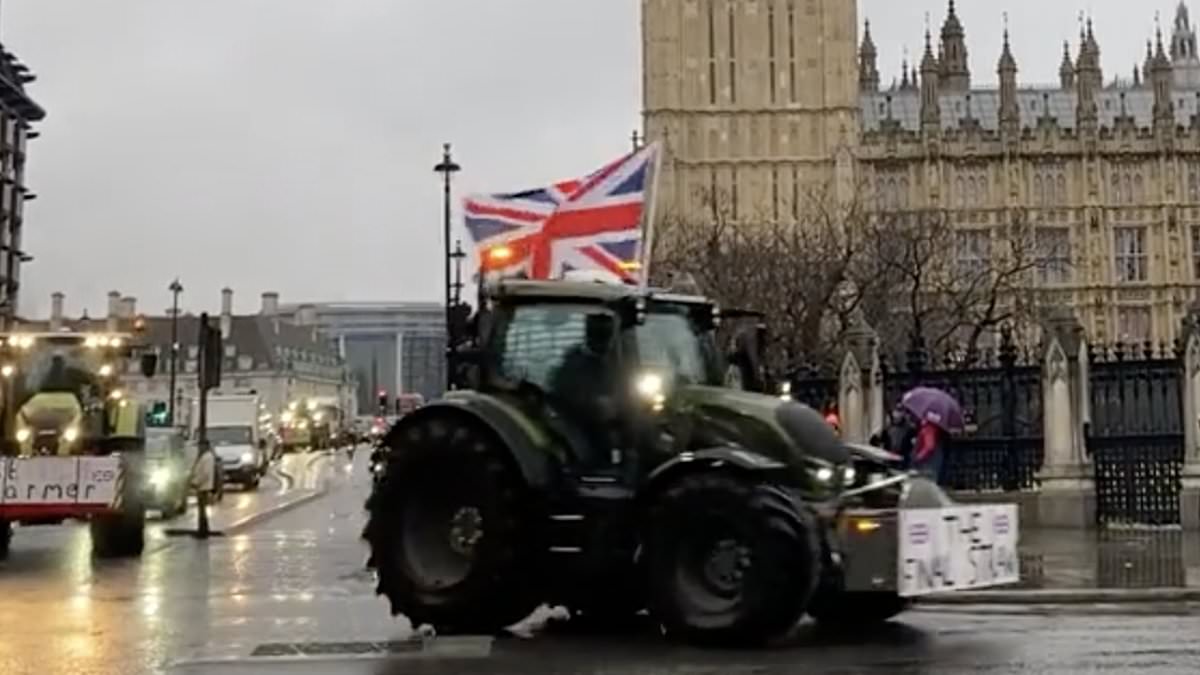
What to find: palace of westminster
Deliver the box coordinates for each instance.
[642,0,1200,345]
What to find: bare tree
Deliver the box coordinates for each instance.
[651,184,878,375]
[864,208,1054,362]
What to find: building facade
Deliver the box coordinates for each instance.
[641,0,860,219]
[275,300,446,410]
[0,45,44,327]
[643,0,1200,345]
[24,289,356,427]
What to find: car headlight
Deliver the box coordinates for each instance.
[62,426,79,443]
[843,466,857,484]
[240,451,255,464]
[148,467,171,490]
[815,467,835,483]
[15,428,30,442]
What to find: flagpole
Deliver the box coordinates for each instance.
[637,141,664,295]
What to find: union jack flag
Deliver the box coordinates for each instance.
[463,142,660,283]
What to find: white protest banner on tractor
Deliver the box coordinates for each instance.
[0,456,120,506]
[897,504,1020,597]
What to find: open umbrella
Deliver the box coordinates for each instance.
[899,386,965,434]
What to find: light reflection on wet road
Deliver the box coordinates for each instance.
[0,450,340,675]
[5,448,1200,675]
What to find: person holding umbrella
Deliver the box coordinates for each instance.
[897,387,965,483]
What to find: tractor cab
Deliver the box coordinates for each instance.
[457,279,735,473]
[0,332,153,456]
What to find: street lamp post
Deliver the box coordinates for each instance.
[167,279,183,425]
[450,239,466,307]
[433,143,461,391]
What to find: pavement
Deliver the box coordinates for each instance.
[6,449,1200,673]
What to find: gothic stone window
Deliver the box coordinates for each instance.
[955,168,988,208]
[1036,227,1071,285]
[1193,225,1200,279]
[726,1,736,103]
[1110,165,1146,205]
[1113,226,1148,283]
[1034,165,1066,206]
[706,0,717,105]
[955,228,991,280]
[767,1,777,104]
[1116,306,1152,344]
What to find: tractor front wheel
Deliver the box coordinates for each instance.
[364,417,543,634]
[91,505,146,558]
[0,519,11,561]
[643,473,820,646]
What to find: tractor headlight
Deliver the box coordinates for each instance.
[15,427,30,443]
[635,372,663,399]
[148,467,171,491]
[635,372,668,411]
[843,466,857,485]
[62,426,80,443]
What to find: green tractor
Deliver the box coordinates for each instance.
[363,278,1014,645]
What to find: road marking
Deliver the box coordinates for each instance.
[168,636,494,667]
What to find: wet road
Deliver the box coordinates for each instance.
[5,448,1200,674]
[0,449,342,675]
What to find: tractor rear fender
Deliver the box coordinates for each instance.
[639,445,789,506]
[384,397,557,489]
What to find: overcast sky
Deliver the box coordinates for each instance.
[0,0,1180,317]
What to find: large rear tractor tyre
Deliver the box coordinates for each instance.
[363,417,543,634]
[643,473,820,647]
[0,519,11,561]
[91,505,146,558]
[808,591,910,629]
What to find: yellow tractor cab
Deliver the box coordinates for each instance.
[14,391,83,456]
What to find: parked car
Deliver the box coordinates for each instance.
[144,427,196,519]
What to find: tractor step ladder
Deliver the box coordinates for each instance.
[546,474,634,556]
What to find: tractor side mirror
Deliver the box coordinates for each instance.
[140,352,158,379]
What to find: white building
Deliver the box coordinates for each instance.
[276,300,446,409]
[25,288,357,426]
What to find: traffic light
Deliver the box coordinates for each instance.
[377,389,388,415]
[146,401,169,426]
[198,313,222,390]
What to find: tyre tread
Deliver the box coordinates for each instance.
[645,472,820,646]
[363,416,542,633]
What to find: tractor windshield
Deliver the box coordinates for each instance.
[632,305,720,386]
[14,342,105,409]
